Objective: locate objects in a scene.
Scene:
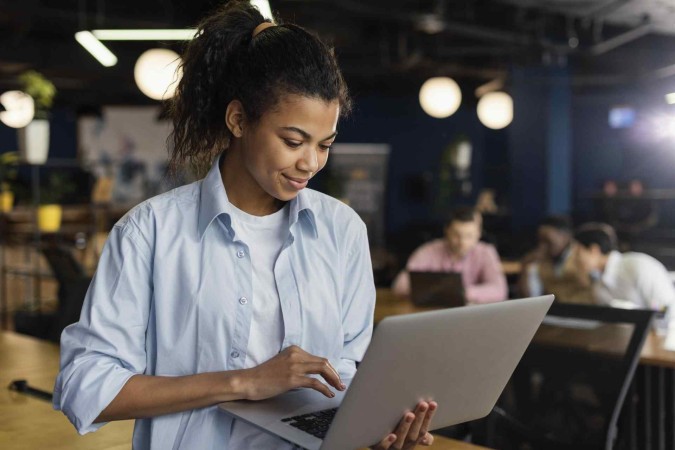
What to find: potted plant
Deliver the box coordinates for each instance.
[38,172,75,232]
[0,151,19,212]
[17,70,56,165]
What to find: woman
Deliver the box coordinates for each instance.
[54,1,436,449]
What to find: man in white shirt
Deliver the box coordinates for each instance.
[574,223,675,333]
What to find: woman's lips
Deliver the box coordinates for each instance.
[283,174,309,190]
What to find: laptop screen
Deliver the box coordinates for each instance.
[408,271,465,307]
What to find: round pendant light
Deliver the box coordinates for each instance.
[0,90,35,128]
[134,48,182,100]
[419,77,462,118]
[477,92,513,130]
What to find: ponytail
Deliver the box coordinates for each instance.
[168,0,351,177]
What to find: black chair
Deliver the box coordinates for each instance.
[14,244,91,342]
[473,303,654,450]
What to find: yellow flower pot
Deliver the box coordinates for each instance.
[37,204,62,232]
[0,191,14,213]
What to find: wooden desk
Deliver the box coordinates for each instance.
[0,331,485,450]
[500,260,521,276]
[375,289,675,368]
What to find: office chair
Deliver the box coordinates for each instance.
[14,244,91,342]
[476,303,654,450]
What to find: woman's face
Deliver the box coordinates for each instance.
[239,94,340,203]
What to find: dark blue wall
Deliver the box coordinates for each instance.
[338,92,509,237]
[572,82,675,224]
[12,79,675,241]
[0,108,77,159]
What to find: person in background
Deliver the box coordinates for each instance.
[392,206,507,304]
[518,215,592,303]
[574,222,675,333]
[53,2,436,449]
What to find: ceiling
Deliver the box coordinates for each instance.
[2,0,675,108]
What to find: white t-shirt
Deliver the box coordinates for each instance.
[227,202,293,449]
[595,251,675,343]
[595,251,675,312]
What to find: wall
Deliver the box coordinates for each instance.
[572,80,675,226]
[338,92,510,239]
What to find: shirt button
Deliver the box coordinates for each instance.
[239,297,248,305]
[236,250,245,258]
[231,351,240,359]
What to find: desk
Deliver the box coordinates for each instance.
[375,289,675,450]
[0,331,486,450]
[375,288,675,368]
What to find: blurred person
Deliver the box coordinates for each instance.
[574,223,675,332]
[613,179,658,238]
[392,206,507,304]
[518,215,592,303]
[53,2,436,449]
[475,188,498,214]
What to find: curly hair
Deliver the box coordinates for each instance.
[168,0,352,178]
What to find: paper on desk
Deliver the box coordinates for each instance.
[664,329,675,352]
[542,316,602,330]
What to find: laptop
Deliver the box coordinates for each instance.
[219,295,554,450]
[409,271,465,307]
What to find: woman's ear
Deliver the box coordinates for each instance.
[225,100,246,138]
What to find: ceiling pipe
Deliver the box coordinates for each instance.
[474,78,506,98]
[588,22,652,55]
[584,0,633,20]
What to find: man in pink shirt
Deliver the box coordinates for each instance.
[392,207,507,304]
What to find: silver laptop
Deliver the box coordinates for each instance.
[219,295,554,450]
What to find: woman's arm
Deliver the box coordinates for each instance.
[95,371,245,422]
[96,345,345,422]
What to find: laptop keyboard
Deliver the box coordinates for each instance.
[281,407,338,439]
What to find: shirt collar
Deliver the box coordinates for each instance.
[601,250,622,289]
[197,155,319,240]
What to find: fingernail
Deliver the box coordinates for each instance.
[389,434,396,442]
[330,391,335,398]
[340,383,346,390]
[406,414,414,423]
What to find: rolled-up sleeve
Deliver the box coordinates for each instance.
[53,219,153,434]
[337,219,375,379]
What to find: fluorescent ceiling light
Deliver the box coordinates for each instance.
[666,93,675,104]
[251,0,273,20]
[92,29,197,41]
[75,31,118,67]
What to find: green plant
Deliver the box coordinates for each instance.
[0,151,19,192]
[39,172,76,205]
[18,70,56,119]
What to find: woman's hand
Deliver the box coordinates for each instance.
[372,401,438,449]
[241,345,345,401]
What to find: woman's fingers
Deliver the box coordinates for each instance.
[298,376,335,398]
[285,346,344,391]
[417,401,437,440]
[420,432,434,446]
[373,433,397,449]
[406,402,429,442]
[301,360,345,391]
[392,412,415,449]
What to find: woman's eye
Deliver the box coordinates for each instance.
[284,140,302,148]
[319,144,332,151]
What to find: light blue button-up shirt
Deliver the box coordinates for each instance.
[53,157,376,450]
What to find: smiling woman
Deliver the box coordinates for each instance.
[52,1,435,450]
[221,94,340,215]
